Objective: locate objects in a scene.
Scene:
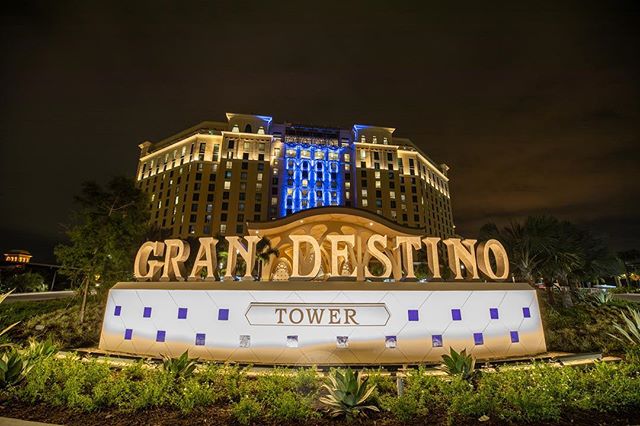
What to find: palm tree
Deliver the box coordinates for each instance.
[255,236,279,280]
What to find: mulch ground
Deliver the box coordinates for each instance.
[1,401,640,425]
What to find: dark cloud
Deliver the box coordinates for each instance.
[1,0,638,262]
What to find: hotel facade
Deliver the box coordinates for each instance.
[135,113,455,239]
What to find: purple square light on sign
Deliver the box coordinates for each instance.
[451,309,462,321]
[114,305,122,316]
[143,307,152,318]
[218,308,229,321]
[523,307,531,318]
[432,335,443,347]
[510,331,519,343]
[156,330,166,342]
[407,310,419,321]
[178,307,188,319]
[195,333,206,346]
[473,332,484,345]
[489,308,499,319]
[124,329,133,340]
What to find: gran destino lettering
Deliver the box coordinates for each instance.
[134,233,509,282]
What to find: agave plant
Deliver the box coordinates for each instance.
[162,350,198,380]
[0,290,19,348]
[319,368,379,420]
[610,307,640,347]
[0,349,32,389]
[23,338,58,362]
[591,290,613,306]
[441,347,476,380]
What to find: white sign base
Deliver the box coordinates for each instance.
[99,282,546,365]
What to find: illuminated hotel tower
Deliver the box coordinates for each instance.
[136,113,455,238]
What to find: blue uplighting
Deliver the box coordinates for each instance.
[278,142,346,216]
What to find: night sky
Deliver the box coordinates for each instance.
[1,1,639,262]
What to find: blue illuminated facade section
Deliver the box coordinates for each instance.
[279,143,346,216]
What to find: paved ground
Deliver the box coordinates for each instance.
[0,418,58,426]
[4,291,74,303]
[614,293,640,303]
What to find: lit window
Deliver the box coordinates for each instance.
[375,181,381,188]
[175,196,179,205]
[362,199,368,207]
[257,173,263,181]
[329,152,338,161]
[243,141,251,151]
[224,181,231,190]
[362,189,368,197]
[390,191,396,199]
[344,153,350,162]
[360,150,366,160]
[315,151,324,160]
[259,143,265,152]
[286,149,296,157]
[301,150,310,159]
[302,179,308,187]
[375,171,380,179]
[345,181,350,188]
[373,136,377,144]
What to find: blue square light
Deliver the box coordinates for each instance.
[124,329,133,340]
[156,330,166,342]
[178,307,188,319]
[523,307,531,318]
[114,305,122,316]
[451,309,462,321]
[218,308,229,321]
[143,307,152,318]
[510,331,519,343]
[473,332,484,345]
[195,333,206,346]
[489,308,499,319]
[432,335,443,348]
[408,310,419,321]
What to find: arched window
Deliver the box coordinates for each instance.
[244,124,252,133]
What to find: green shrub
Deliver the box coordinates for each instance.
[541,299,631,353]
[93,362,173,411]
[232,396,262,425]
[8,299,104,349]
[168,376,215,413]
[18,356,111,411]
[196,363,247,403]
[570,361,640,413]
[268,390,319,422]
[319,368,379,419]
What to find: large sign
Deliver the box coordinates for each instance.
[99,208,547,365]
[133,208,509,283]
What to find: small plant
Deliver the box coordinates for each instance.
[610,307,640,347]
[591,290,613,306]
[319,368,379,420]
[0,349,31,388]
[232,396,262,425]
[23,338,58,362]
[441,347,476,380]
[162,350,198,380]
